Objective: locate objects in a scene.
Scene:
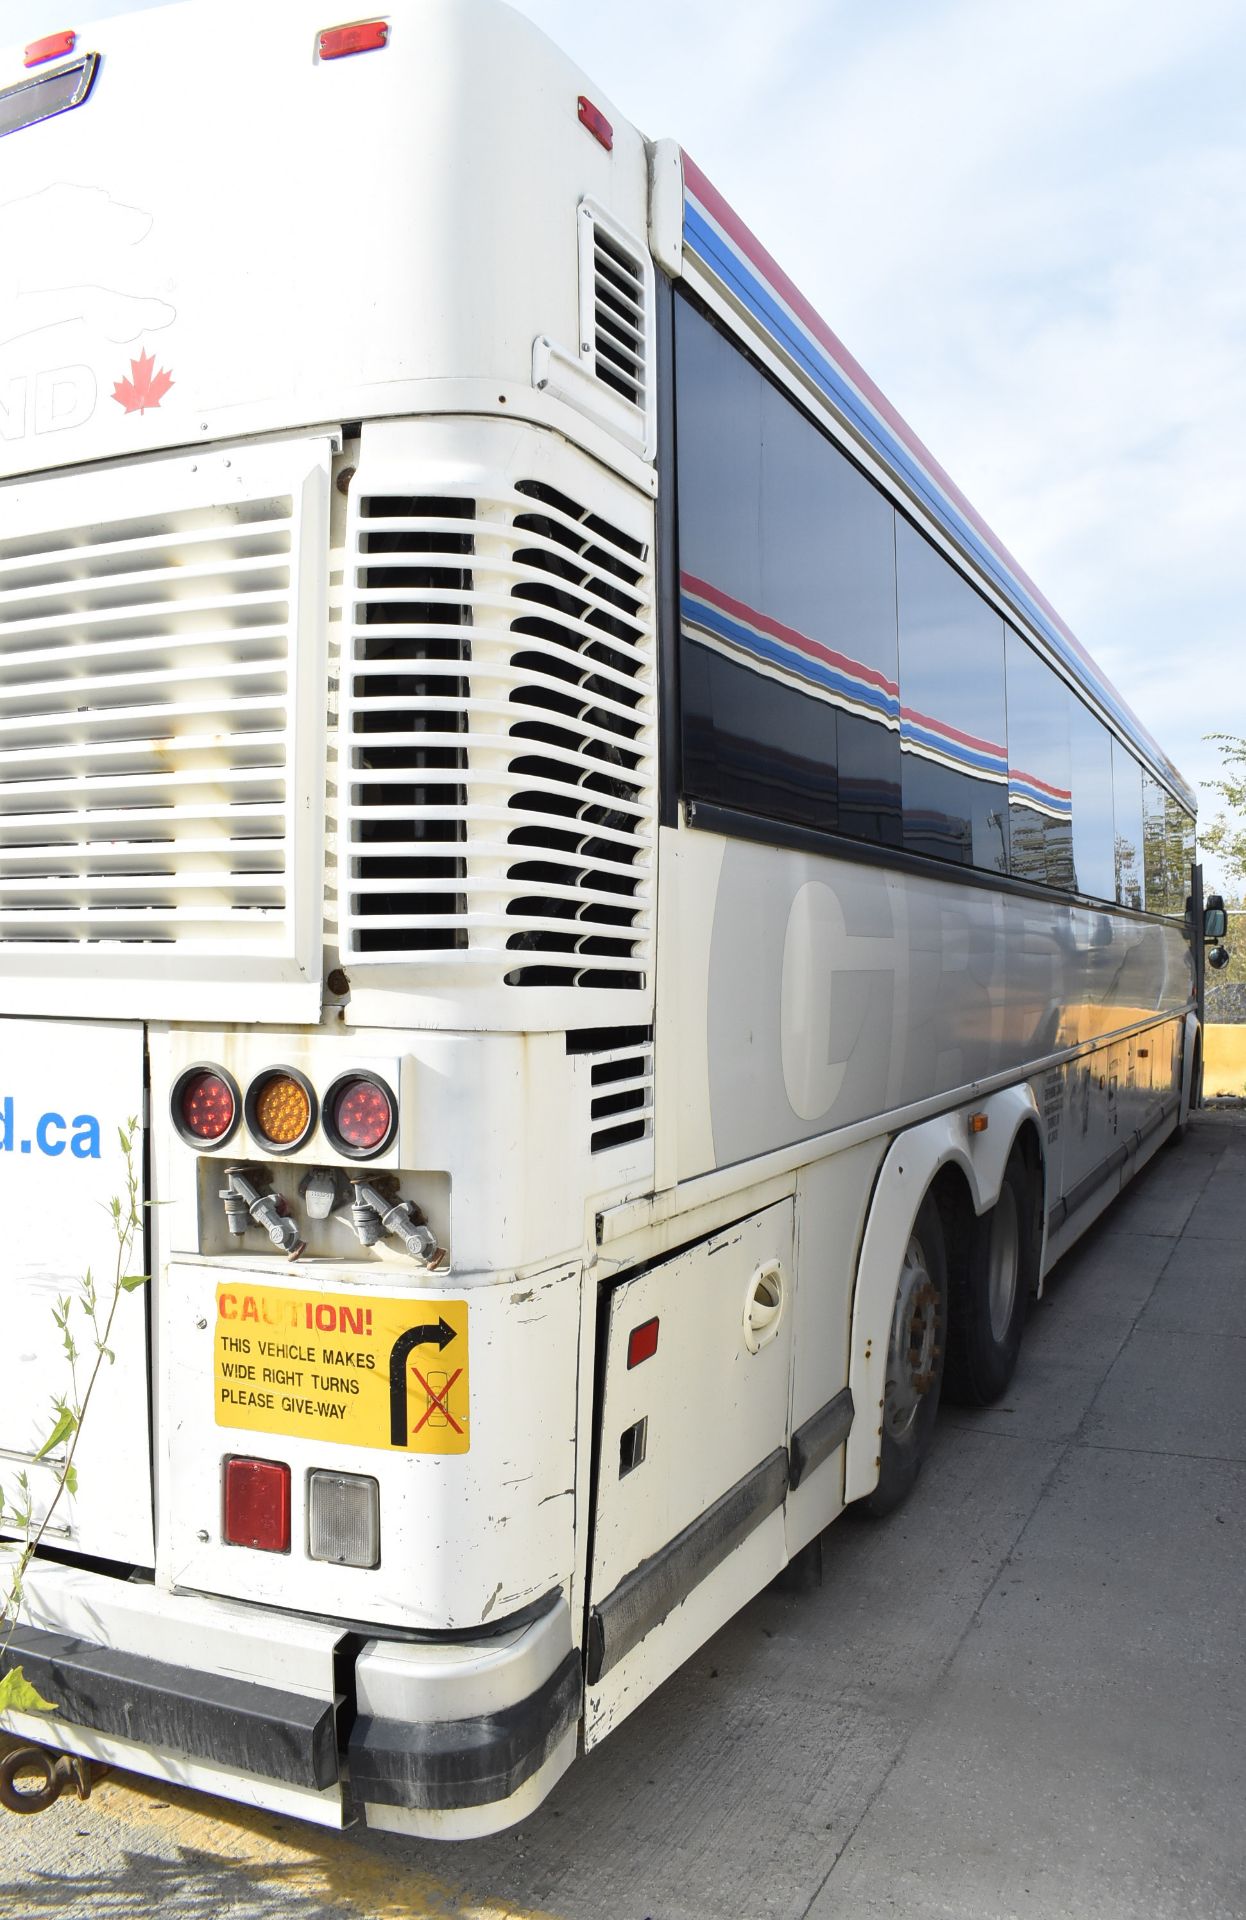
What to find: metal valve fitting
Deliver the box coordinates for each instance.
[220,1167,305,1259]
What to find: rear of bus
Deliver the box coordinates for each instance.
[0,0,663,1835]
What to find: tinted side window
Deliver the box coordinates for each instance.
[675,296,901,845]
[681,637,838,829]
[1112,742,1144,909]
[674,301,762,612]
[1143,776,1194,919]
[757,375,902,846]
[1005,628,1074,889]
[1069,700,1116,901]
[896,518,1008,872]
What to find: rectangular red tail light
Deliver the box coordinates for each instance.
[223,1456,291,1552]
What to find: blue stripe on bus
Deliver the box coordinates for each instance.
[681,590,899,722]
[682,196,1194,813]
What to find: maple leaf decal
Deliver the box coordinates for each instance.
[112,349,174,414]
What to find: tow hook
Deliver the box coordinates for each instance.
[220,1167,306,1259]
[0,1744,94,1815]
[349,1178,445,1266]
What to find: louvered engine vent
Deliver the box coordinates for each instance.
[0,493,296,949]
[591,223,649,412]
[569,1025,654,1153]
[340,475,656,991]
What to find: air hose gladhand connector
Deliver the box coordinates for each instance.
[219,1166,306,1260]
[348,1176,446,1267]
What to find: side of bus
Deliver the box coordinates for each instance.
[573,190,1198,1747]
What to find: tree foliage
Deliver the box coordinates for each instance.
[1201,732,1246,887]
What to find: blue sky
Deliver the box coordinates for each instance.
[4,0,1243,877]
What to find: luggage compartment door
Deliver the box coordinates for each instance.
[584,1199,795,1745]
[1,1019,153,1564]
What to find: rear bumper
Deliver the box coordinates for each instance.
[0,1556,581,1836]
[2,1621,337,1788]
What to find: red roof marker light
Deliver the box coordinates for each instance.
[24,29,77,66]
[318,19,389,60]
[577,95,613,151]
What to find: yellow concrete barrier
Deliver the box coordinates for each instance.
[1204,1023,1246,1097]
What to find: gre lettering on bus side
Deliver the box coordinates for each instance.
[0,1096,101,1158]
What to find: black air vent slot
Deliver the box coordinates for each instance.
[347,497,474,953]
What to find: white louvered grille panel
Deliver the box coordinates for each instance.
[0,500,294,945]
[340,471,656,991]
[0,436,330,1019]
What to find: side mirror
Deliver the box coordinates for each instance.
[1208,944,1231,972]
[1205,893,1228,941]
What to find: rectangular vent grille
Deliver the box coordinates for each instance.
[592,224,648,412]
[571,1025,654,1153]
[341,478,656,989]
[0,496,296,948]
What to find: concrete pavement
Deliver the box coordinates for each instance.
[3,1111,1243,1920]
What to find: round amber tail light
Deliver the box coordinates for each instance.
[246,1068,316,1154]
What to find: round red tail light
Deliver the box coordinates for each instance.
[325,1074,395,1157]
[173,1067,239,1147]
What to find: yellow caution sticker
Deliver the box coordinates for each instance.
[214,1284,469,1453]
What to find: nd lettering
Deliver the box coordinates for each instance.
[0,1097,101,1158]
[0,366,97,442]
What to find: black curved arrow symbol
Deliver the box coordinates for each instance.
[388,1318,458,1445]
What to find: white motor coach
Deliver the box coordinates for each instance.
[0,0,1204,1837]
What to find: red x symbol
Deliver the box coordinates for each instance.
[410,1365,463,1436]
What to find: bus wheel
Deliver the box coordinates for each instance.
[862,1195,948,1517]
[945,1155,1033,1406]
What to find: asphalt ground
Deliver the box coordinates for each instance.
[3,1109,1244,1920]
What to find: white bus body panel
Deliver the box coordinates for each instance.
[666,826,1192,1183]
[0,1017,152,1563]
[584,1202,795,1744]
[0,0,653,492]
[160,1256,581,1629]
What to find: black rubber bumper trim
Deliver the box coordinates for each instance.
[789,1388,854,1490]
[347,1647,582,1811]
[586,1447,789,1686]
[0,1623,338,1789]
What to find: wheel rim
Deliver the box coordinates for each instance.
[987,1183,1020,1343]
[884,1234,941,1440]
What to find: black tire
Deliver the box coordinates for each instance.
[944,1154,1036,1406]
[862,1194,948,1518]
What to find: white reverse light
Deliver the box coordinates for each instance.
[308,1469,380,1568]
